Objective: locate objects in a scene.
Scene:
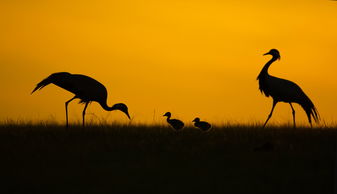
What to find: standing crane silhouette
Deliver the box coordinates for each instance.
[31,72,130,127]
[163,112,184,130]
[257,49,319,128]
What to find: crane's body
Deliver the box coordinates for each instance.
[257,49,319,127]
[33,72,108,103]
[163,112,184,130]
[192,117,211,131]
[32,72,130,127]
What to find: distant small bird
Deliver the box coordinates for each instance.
[257,49,319,128]
[192,117,212,131]
[253,142,274,152]
[31,72,130,127]
[163,112,184,130]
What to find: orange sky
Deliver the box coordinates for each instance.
[1,0,336,126]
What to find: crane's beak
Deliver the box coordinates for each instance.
[122,110,130,119]
[263,52,270,56]
[126,112,130,119]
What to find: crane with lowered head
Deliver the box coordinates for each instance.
[32,72,130,127]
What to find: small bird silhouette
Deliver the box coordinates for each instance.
[163,112,184,130]
[31,72,130,127]
[192,117,212,131]
[257,49,319,128]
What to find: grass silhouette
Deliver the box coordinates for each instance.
[0,123,335,194]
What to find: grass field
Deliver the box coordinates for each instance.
[0,124,335,194]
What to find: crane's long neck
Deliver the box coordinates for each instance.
[257,56,277,80]
[100,101,116,111]
[166,115,171,122]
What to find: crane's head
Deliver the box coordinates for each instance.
[163,112,171,117]
[112,103,130,119]
[192,117,200,122]
[264,49,280,60]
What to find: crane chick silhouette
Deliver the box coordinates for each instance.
[257,49,319,128]
[192,117,212,131]
[31,72,130,127]
[163,112,184,130]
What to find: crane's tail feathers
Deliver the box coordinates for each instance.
[299,96,320,125]
[31,77,53,94]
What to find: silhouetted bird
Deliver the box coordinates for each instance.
[192,117,212,131]
[257,49,319,128]
[163,112,184,130]
[32,72,130,127]
[253,142,274,152]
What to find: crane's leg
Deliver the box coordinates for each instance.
[263,100,277,128]
[65,96,77,128]
[309,118,312,128]
[289,103,296,128]
[82,102,89,127]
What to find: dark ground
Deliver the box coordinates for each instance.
[0,124,335,194]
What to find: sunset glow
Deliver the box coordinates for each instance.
[1,0,337,125]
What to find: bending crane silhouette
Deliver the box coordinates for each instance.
[192,117,212,131]
[31,72,130,127]
[257,49,319,128]
[163,112,184,130]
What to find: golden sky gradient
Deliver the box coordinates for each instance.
[1,0,337,125]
